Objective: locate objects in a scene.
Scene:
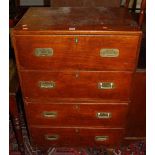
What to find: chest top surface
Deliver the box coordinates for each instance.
[13,7,141,35]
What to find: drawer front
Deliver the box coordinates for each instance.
[26,102,128,127]
[30,127,124,148]
[14,35,140,71]
[20,71,132,100]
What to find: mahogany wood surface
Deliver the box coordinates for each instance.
[50,0,146,29]
[25,102,128,127]
[125,70,146,138]
[14,35,140,71]
[29,127,124,149]
[19,71,132,101]
[12,7,141,34]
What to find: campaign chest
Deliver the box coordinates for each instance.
[12,7,142,150]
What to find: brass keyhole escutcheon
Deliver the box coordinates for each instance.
[75,72,79,78]
[73,105,80,111]
[75,36,78,44]
[75,128,79,133]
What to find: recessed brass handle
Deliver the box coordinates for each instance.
[96,112,112,119]
[98,82,115,89]
[100,48,119,57]
[39,81,55,89]
[43,111,57,118]
[45,135,59,141]
[95,136,108,141]
[34,48,53,57]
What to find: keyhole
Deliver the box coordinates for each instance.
[75,128,79,133]
[74,105,79,109]
[75,72,79,78]
[75,37,78,44]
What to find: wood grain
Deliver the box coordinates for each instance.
[125,70,146,137]
[29,127,124,148]
[19,71,133,101]
[25,102,128,127]
[14,35,140,71]
[12,7,140,34]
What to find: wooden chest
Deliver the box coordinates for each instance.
[12,7,142,150]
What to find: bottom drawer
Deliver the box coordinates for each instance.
[29,127,124,149]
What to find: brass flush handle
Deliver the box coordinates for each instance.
[34,48,53,57]
[95,136,108,141]
[45,135,59,141]
[96,112,112,119]
[39,81,55,89]
[98,82,115,89]
[100,48,119,57]
[43,111,57,118]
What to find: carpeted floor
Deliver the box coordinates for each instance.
[9,113,146,155]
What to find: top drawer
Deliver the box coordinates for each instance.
[13,35,140,71]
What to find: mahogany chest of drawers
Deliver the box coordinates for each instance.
[12,7,142,150]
